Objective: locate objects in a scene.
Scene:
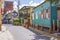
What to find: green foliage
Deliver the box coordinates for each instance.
[13,20,20,25]
[21,19,24,23]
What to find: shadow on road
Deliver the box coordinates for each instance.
[28,28,51,40]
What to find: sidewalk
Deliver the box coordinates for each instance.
[0,26,14,40]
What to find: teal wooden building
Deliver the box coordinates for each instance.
[32,0,60,32]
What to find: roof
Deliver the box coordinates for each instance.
[33,0,47,9]
[19,6,34,11]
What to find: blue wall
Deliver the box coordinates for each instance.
[32,1,57,27]
[32,2,51,27]
[50,6,57,26]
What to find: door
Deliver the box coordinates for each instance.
[57,7,60,20]
[57,7,60,32]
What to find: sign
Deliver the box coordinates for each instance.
[12,13,18,17]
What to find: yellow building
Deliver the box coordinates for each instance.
[0,0,3,31]
[19,6,34,27]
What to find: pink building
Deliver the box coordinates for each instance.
[4,1,13,14]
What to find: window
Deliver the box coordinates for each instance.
[44,10,46,18]
[32,13,34,20]
[40,10,44,19]
[46,8,50,19]
[36,12,38,19]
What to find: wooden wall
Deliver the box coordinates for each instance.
[0,0,3,31]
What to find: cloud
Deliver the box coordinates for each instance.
[13,1,18,11]
[19,4,29,9]
[29,1,33,4]
[30,3,40,6]
[13,1,18,5]
[19,0,45,9]
[19,1,40,9]
[14,0,45,11]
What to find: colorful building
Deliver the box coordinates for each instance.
[2,1,13,24]
[32,0,60,32]
[4,1,13,14]
[19,6,34,27]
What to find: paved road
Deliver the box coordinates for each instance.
[2,24,57,40]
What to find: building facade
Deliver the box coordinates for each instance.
[2,1,13,24]
[32,0,60,32]
[19,6,34,27]
[4,1,13,14]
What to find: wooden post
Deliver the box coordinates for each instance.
[57,20,60,32]
[30,7,33,27]
[53,20,55,32]
[0,0,3,31]
[0,13,1,31]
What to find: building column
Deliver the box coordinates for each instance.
[0,0,3,31]
[30,7,33,26]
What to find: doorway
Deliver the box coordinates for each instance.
[57,6,60,32]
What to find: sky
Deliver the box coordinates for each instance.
[5,0,45,11]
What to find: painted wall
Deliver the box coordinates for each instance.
[50,6,57,27]
[4,1,13,13]
[32,2,51,27]
[32,1,57,27]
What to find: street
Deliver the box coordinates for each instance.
[0,0,60,40]
[3,24,57,40]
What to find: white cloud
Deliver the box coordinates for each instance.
[13,1,18,11]
[19,0,45,9]
[29,1,33,4]
[14,0,45,11]
[30,3,40,6]
[13,1,18,5]
[19,1,40,9]
[19,4,29,9]
[40,0,45,3]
